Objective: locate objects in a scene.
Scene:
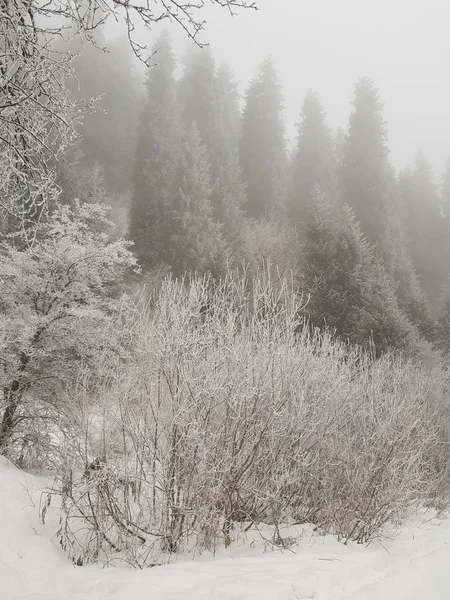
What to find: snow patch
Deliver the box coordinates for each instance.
[1,459,450,599]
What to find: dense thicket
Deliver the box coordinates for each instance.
[50,274,450,566]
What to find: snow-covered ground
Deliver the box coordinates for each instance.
[1,456,450,600]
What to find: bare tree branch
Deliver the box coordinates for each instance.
[0,0,257,241]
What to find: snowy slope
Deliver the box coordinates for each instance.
[1,456,449,600]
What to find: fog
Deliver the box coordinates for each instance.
[109,0,450,175]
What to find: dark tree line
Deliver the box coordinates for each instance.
[66,32,450,354]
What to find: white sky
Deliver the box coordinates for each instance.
[111,0,450,178]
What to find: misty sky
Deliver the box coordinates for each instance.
[112,0,450,178]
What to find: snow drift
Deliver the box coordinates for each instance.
[1,456,450,599]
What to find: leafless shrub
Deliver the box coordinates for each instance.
[48,269,450,566]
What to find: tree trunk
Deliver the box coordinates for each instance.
[0,384,20,453]
[0,351,28,454]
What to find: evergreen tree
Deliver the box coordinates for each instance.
[440,158,450,256]
[341,77,390,245]
[438,276,450,352]
[211,63,246,237]
[441,158,450,218]
[179,46,217,147]
[215,63,242,157]
[400,153,444,300]
[129,32,179,269]
[302,191,417,353]
[179,49,245,238]
[380,212,435,340]
[288,90,335,229]
[240,57,287,220]
[170,124,226,276]
[338,78,433,339]
[439,159,450,290]
[333,127,346,173]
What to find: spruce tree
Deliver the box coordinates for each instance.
[240,57,287,220]
[170,123,226,276]
[440,159,450,265]
[438,277,450,352]
[341,77,390,245]
[400,153,444,300]
[338,78,433,340]
[288,90,335,229]
[179,49,245,239]
[302,191,417,353]
[441,158,450,218]
[179,46,217,147]
[215,63,242,157]
[333,127,346,173]
[129,32,179,269]
[212,63,246,237]
[382,170,435,339]
[439,159,450,292]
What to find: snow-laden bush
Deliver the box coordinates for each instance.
[49,270,450,566]
[0,201,137,461]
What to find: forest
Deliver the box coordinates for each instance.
[2,0,450,569]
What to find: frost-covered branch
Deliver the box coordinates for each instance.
[0,0,256,238]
